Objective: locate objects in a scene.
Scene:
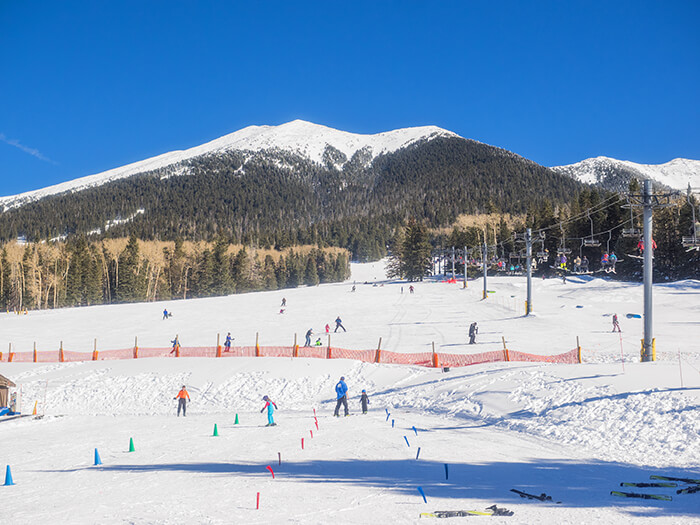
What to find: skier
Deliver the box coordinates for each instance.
[573,256,581,273]
[581,256,589,272]
[609,252,618,271]
[351,285,356,292]
[360,389,370,414]
[601,252,610,270]
[468,322,478,344]
[304,328,313,347]
[260,395,278,426]
[637,238,657,255]
[163,308,169,320]
[409,285,414,294]
[281,297,287,307]
[224,332,232,351]
[325,323,330,334]
[174,385,190,417]
[612,313,621,333]
[334,376,349,417]
[170,336,180,354]
[559,254,567,269]
[334,316,346,333]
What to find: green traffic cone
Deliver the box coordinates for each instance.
[128,437,135,452]
[213,423,219,437]
[234,414,239,425]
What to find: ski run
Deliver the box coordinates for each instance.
[1,260,699,524]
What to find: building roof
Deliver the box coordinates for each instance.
[0,374,16,388]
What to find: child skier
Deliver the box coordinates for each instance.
[360,389,370,414]
[174,385,190,417]
[224,332,232,351]
[260,395,278,426]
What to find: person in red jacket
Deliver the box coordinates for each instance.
[174,385,190,417]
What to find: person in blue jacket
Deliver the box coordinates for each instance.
[334,376,349,417]
[260,395,278,426]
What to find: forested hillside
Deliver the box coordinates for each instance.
[0,236,350,311]
[0,137,582,261]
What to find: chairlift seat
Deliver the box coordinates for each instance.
[621,228,640,238]
[583,239,601,247]
[536,251,547,258]
[557,248,571,255]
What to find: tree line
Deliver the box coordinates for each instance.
[0,235,350,311]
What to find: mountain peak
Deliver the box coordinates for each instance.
[1,120,459,209]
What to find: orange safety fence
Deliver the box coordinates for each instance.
[0,345,581,366]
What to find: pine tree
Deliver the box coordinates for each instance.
[303,255,320,286]
[402,218,432,281]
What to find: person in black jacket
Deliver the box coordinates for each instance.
[360,389,370,414]
[468,322,478,344]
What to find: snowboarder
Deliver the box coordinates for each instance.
[281,297,287,307]
[334,316,346,333]
[468,322,478,344]
[612,313,621,333]
[224,332,232,351]
[581,256,589,272]
[174,385,190,417]
[360,389,370,414]
[305,328,313,347]
[260,395,278,426]
[334,376,349,417]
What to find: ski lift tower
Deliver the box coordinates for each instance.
[627,180,676,362]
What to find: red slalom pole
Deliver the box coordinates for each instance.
[266,465,275,479]
[256,492,260,510]
[310,430,313,438]
[314,419,319,431]
[313,408,316,417]
[301,437,305,450]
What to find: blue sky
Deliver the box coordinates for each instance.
[1,1,698,196]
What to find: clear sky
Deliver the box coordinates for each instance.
[1,1,698,196]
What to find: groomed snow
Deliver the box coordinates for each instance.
[0,121,456,210]
[1,261,699,524]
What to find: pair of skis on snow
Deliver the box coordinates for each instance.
[611,475,700,501]
[420,505,513,518]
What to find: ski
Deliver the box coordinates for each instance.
[510,489,558,503]
[650,475,700,484]
[420,505,513,518]
[676,485,700,495]
[620,482,677,488]
[611,491,672,501]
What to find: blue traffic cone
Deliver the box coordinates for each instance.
[94,448,102,465]
[3,465,14,486]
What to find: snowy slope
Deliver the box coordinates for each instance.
[552,156,700,191]
[1,262,699,524]
[0,120,457,210]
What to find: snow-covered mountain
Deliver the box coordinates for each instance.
[0,120,457,210]
[552,156,700,192]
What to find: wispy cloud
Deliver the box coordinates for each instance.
[0,133,58,165]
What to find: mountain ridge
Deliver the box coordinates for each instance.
[0,120,457,210]
[552,156,700,192]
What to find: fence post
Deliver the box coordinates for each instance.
[502,336,509,361]
[134,336,138,359]
[8,343,13,362]
[327,334,332,359]
[293,334,298,358]
[375,337,382,363]
[92,338,98,361]
[216,333,221,358]
[577,336,582,363]
[33,342,37,363]
[59,340,64,362]
[255,332,260,357]
[432,342,439,368]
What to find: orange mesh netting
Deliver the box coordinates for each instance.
[1,344,581,366]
